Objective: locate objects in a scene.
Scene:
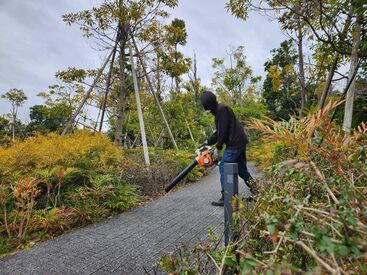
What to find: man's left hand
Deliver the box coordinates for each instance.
[213,148,220,162]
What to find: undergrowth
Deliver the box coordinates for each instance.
[160,101,367,274]
[0,130,204,256]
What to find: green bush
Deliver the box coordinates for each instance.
[160,103,367,274]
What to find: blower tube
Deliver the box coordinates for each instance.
[165,159,198,193]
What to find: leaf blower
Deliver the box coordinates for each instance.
[165,145,218,193]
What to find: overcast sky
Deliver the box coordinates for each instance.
[0,0,286,121]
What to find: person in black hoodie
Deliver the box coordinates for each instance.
[200,91,252,206]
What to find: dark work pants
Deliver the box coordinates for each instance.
[219,145,252,195]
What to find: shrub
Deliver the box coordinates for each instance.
[161,101,367,274]
[0,131,142,254]
[0,130,122,181]
[0,131,206,255]
[65,174,141,224]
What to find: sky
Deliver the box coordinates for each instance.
[0,0,286,121]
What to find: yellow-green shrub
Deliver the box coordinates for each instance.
[0,130,122,181]
[248,137,290,170]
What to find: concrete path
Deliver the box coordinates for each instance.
[0,162,262,275]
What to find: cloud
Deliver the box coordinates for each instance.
[0,0,97,119]
[169,0,286,86]
[0,0,286,121]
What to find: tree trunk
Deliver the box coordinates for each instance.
[296,12,306,113]
[343,12,362,133]
[193,53,198,101]
[318,8,352,110]
[12,105,15,140]
[185,119,195,142]
[156,52,162,101]
[318,54,339,110]
[129,44,150,167]
[99,34,118,132]
[114,22,129,146]
[175,77,180,94]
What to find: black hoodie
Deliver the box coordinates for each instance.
[200,91,248,150]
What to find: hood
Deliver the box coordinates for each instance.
[200,91,218,115]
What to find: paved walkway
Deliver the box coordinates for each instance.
[0,162,262,275]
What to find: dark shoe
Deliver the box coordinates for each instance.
[245,196,254,202]
[245,179,258,196]
[211,197,224,206]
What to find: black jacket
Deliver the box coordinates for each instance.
[200,91,248,150]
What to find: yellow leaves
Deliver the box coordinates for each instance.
[283,64,293,75]
[267,65,282,91]
[248,137,281,170]
[0,130,122,180]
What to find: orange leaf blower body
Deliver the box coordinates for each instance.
[165,146,217,193]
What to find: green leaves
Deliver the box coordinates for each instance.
[1,89,27,107]
[211,45,258,106]
[317,235,334,254]
[226,0,250,20]
[239,257,260,273]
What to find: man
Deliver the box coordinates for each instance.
[200,91,252,206]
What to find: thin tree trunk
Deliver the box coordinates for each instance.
[12,115,15,140]
[296,10,306,112]
[156,52,162,101]
[185,119,195,142]
[130,32,179,150]
[297,35,306,110]
[12,105,16,140]
[318,8,352,110]
[343,13,362,133]
[129,44,150,167]
[318,54,339,110]
[175,77,180,94]
[99,35,119,132]
[62,49,114,136]
[114,22,129,146]
[192,52,199,102]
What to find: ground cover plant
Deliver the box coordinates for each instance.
[0,130,204,255]
[160,101,367,274]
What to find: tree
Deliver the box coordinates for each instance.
[62,0,178,146]
[227,0,367,125]
[27,104,73,134]
[0,116,11,144]
[343,3,364,133]
[159,18,191,94]
[211,45,260,106]
[1,88,27,139]
[262,40,301,120]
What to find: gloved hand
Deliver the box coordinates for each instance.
[199,140,208,148]
[213,148,220,161]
